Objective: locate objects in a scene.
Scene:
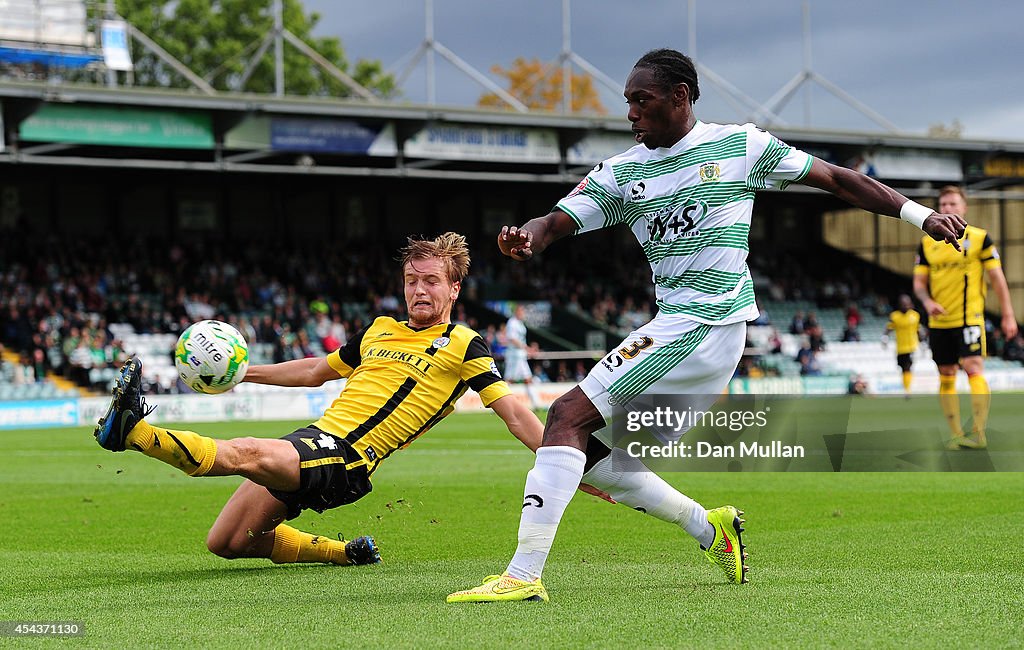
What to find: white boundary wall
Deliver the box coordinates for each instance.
[0,382,579,430]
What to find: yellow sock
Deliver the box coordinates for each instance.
[270,525,350,565]
[125,420,218,476]
[902,371,913,393]
[939,375,963,437]
[968,373,990,438]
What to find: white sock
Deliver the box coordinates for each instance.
[506,446,586,582]
[583,447,714,548]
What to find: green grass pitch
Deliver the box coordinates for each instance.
[1,410,1022,647]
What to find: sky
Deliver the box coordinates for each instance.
[302,0,1024,142]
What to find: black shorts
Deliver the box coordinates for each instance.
[267,425,372,520]
[896,353,913,372]
[929,325,985,366]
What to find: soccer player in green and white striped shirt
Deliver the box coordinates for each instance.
[448,48,967,604]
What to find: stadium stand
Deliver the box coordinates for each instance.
[4,226,1021,399]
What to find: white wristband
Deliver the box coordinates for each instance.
[899,200,933,229]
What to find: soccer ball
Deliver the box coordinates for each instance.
[174,320,249,394]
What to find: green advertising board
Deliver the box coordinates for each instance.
[20,104,214,149]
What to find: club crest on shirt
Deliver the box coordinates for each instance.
[699,162,721,183]
[432,336,451,349]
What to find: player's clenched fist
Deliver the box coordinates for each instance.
[498,225,534,260]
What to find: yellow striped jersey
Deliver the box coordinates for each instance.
[914,225,1001,328]
[887,309,921,355]
[314,316,510,473]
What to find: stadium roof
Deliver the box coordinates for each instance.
[1,80,1023,196]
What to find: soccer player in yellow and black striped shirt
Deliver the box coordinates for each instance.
[92,233,573,568]
[886,294,921,396]
[913,186,1018,449]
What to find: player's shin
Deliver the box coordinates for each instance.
[938,375,964,438]
[125,420,217,476]
[583,448,713,548]
[968,373,990,438]
[270,525,351,565]
[506,446,586,582]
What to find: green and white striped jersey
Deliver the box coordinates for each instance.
[556,121,813,326]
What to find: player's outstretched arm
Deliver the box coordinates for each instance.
[489,394,543,451]
[497,210,577,261]
[243,356,342,388]
[488,394,614,503]
[799,158,966,249]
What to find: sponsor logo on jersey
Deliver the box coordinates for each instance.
[364,445,378,461]
[699,162,721,182]
[645,201,706,243]
[366,347,434,376]
[630,181,647,201]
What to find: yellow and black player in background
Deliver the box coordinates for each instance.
[913,186,1018,449]
[885,294,921,397]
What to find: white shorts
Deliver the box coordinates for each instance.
[580,314,746,446]
[503,349,533,382]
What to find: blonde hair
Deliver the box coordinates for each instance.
[399,232,471,283]
[938,185,967,202]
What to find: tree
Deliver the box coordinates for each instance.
[479,57,606,115]
[113,0,395,98]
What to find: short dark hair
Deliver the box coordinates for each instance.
[633,48,700,104]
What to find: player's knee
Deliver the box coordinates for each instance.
[206,526,255,559]
[206,528,239,559]
[543,389,604,447]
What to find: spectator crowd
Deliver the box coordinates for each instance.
[4,232,1023,396]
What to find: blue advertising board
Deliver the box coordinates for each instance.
[0,399,79,429]
[270,118,381,153]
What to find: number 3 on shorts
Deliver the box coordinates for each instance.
[619,336,654,360]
